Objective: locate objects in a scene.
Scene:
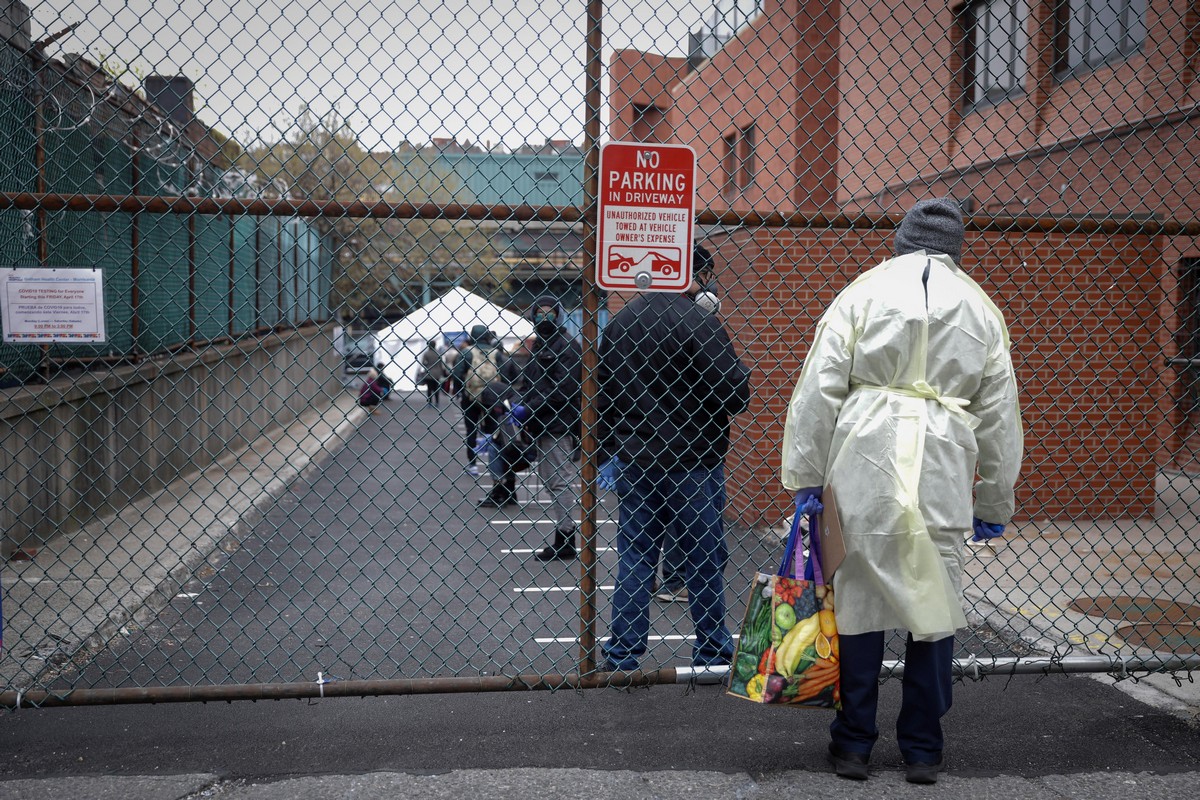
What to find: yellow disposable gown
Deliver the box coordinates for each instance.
[781,253,1023,641]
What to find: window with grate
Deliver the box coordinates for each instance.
[722,132,737,197]
[737,124,756,191]
[722,126,756,197]
[1176,258,1200,413]
[1054,0,1147,76]
[962,0,1029,110]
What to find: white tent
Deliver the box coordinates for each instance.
[373,288,534,391]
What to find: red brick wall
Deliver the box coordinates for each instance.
[608,50,691,143]
[710,229,1166,529]
[664,0,838,213]
[602,0,1200,509]
[838,0,1200,220]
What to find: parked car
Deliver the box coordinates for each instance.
[342,331,376,375]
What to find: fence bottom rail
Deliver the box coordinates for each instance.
[2,656,1193,709]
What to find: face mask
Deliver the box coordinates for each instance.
[534,310,557,337]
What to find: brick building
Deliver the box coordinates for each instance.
[609,0,1199,528]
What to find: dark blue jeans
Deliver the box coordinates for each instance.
[601,463,734,669]
[830,631,954,764]
[658,524,688,590]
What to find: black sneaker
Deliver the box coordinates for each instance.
[534,541,577,561]
[478,495,518,508]
[827,744,870,781]
[654,585,688,603]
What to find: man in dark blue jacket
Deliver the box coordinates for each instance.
[597,246,751,671]
[516,296,584,560]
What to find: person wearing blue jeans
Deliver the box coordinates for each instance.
[602,463,733,669]
[596,244,751,673]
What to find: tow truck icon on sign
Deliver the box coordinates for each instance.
[606,246,682,281]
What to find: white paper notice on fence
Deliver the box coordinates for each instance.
[0,268,107,344]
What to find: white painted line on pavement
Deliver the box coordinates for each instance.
[490,519,616,525]
[500,547,614,554]
[514,585,615,593]
[534,634,741,644]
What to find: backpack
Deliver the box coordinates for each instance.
[359,377,383,406]
[464,346,500,399]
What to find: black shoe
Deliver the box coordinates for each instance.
[827,744,870,781]
[534,542,577,561]
[535,528,577,561]
[905,757,942,785]
[479,494,518,508]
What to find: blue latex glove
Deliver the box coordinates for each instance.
[795,486,823,516]
[598,458,622,491]
[510,404,529,424]
[972,518,1006,542]
[473,434,494,460]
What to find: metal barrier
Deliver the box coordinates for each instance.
[1,0,1199,707]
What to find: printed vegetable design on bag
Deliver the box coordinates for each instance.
[729,575,840,707]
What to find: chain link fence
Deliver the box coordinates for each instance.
[1,0,1198,706]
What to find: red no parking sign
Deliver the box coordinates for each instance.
[596,142,696,293]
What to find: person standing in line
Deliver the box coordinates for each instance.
[418,339,447,406]
[513,296,583,560]
[453,325,506,477]
[474,374,525,508]
[652,245,722,604]
[781,197,1023,784]
[597,245,751,672]
[441,342,462,402]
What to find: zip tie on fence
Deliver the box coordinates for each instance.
[14,690,23,711]
[962,653,981,682]
[316,671,332,698]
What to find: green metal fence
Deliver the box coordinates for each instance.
[0,43,331,382]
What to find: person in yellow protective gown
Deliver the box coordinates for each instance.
[781,197,1023,785]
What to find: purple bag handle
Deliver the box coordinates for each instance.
[808,508,826,587]
[778,496,826,585]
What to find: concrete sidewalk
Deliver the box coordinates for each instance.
[5,767,1200,800]
[2,388,1198,720]
[962,469,1200,718]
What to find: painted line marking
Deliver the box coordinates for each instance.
[535,634,741,644]
[501,547,615,554]
[514,585,616,593]
[490,519,616,525]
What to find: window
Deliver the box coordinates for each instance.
[723,133,738,197]
[737,125,756,191]
[723,125,757,197]
[963,0,1029,109]
[1055,0,1146,75]
[1174,259,1200,413]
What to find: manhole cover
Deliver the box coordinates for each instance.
[1067,595,1200,625]
[1069,595,1200,652]
[1114,622,1200,652]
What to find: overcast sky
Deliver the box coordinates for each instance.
[27,1,760,151]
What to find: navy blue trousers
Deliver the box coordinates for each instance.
[829,630,954,764]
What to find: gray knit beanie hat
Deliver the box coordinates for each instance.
[894,197,964,265]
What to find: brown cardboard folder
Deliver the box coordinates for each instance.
[816,484,846,579]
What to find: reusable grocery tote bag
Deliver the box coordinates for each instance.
[726,496,841,708]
